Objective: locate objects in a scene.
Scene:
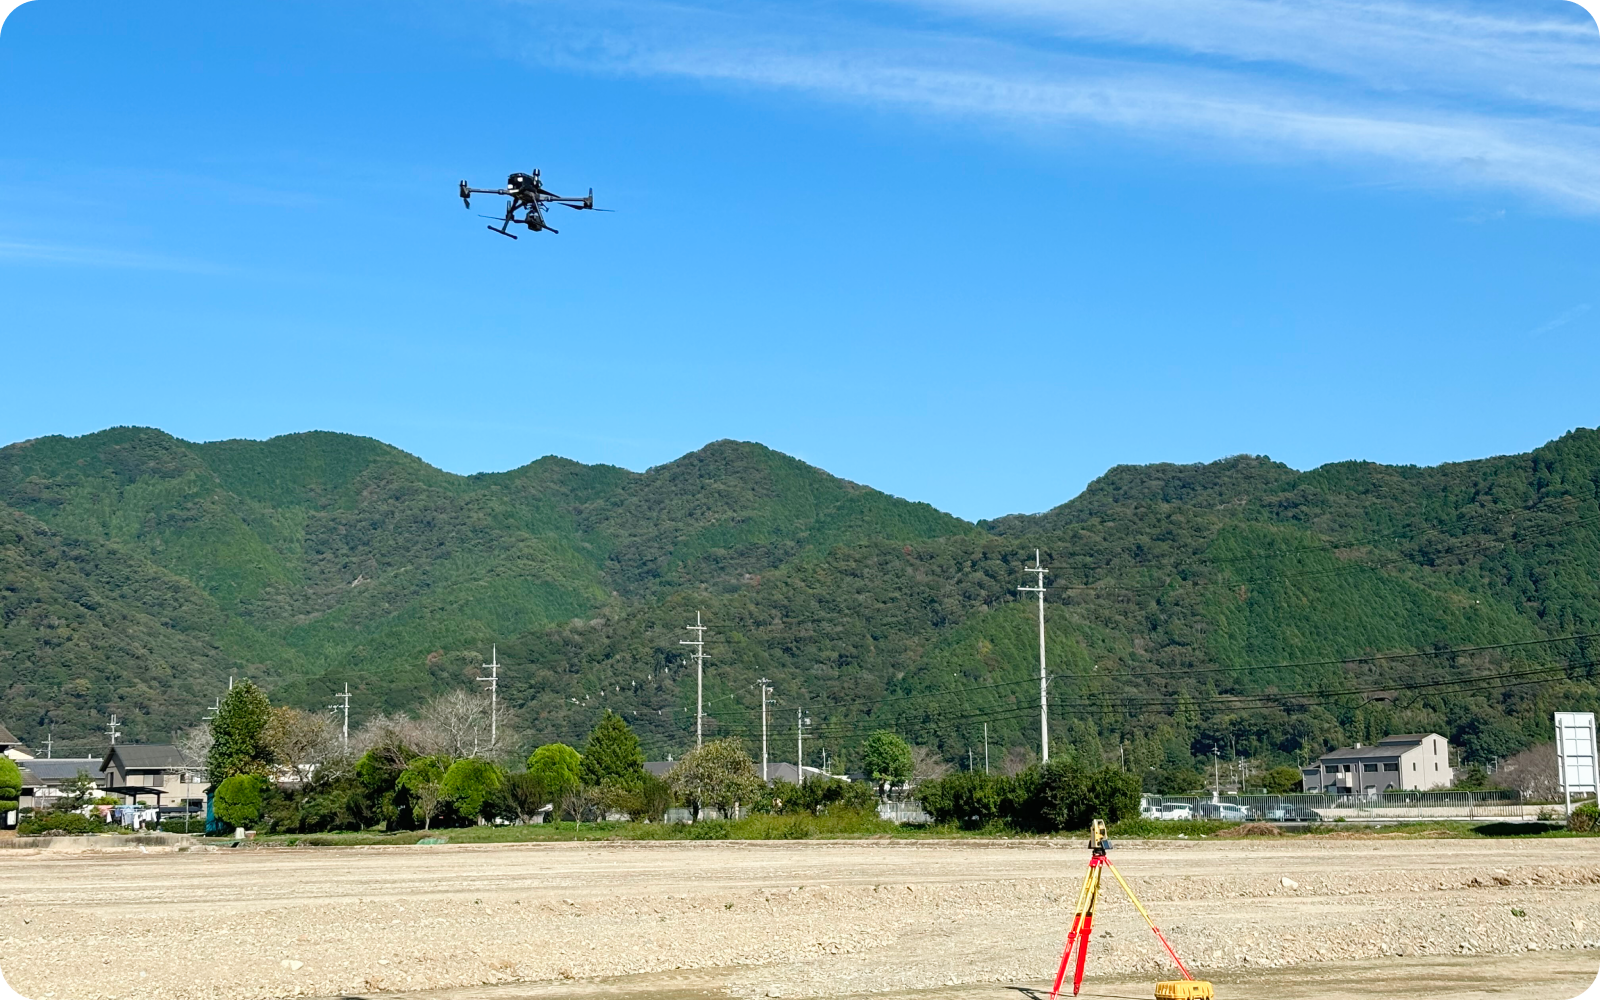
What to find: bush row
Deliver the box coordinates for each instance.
[915,758,1141,832]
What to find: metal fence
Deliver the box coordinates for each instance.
[1139,789,1538,822]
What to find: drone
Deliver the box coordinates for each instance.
[458,169,606,238]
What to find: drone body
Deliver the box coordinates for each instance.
[459,170,603,238]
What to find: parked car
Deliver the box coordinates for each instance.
[1159,803,1194,820]
[1196,802,1251,821]
[1263,804,1321,822]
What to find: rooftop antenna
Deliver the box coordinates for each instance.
[106,714,122,746]
[477,646,500,748]
[681,613,708,747]
[756,678,772,781]
[329,683,352,749]
[1019,549,1050,763]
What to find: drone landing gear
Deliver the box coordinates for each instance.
[488,225,518,239]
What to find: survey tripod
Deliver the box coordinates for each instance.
[1050,819,1210,1000]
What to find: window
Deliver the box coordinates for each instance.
[1435,763,1439,771]
[1343,764,1353,772]
[1433,739,1438,754]
[1326,766,1338,774]
[1412,763,1417,771]
[1383,763,1399,772]
[1363,763,1379,772]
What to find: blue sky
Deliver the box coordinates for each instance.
[2,0,1598,521]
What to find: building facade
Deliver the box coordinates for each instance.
[100,744,206,808]
[1301,733,1453,794]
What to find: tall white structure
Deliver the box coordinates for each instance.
[756,677,772,781]
[681,613,708,747]
[1018,550,1049,763]
[330,683,352,749]
[477,646,501,748]
[1556,712,1598,818]
[105,714,121,746]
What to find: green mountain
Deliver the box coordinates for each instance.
[2,425,1596,778]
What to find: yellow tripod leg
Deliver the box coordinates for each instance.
[1104,860,1195,981]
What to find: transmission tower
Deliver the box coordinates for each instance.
[477,646,501,748]
[1019,549,1049,762]
[681,613,708,747]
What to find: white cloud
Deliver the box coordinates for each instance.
[483,0,1600,212]
[1528,302,1592,336]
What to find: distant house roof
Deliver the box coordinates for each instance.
[17,759,103,785]
[102,744,187,772]
[644,761,673,778]
[1377,734,1436,746]
[1319,746,1404,761]
[0,724,20,747]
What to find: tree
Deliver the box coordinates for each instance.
[264,707,341,781]
[416,690,493,759]
[208,681,275,783]
[396,756,450,830]
[59,769,98,810]
[1262,766,1304,795]
[441,758,504,823]
[862,731,914,797]
[503,772,548,824]
[527,743,583,801]
[213,774,267,829]
[668,738,762,820]
[580,711,646,789]
[0,756,21,820]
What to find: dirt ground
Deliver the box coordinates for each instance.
[1,837,1597,1000]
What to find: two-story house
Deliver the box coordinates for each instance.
[100,744,206,809]
[1301,733,1453,794]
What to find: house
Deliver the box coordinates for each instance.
[0,724,33,761]
[16,758,105,812]
[1301,734,1453,794]
[100,744,206,808]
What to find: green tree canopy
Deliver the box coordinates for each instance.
[668,738,762,819]
[441,758,504,822]
[0,756,21,815]
[397,755,451,830]
[1262,765,1304,794]
[208,681,275,783]
[527,743,583,799]
[862,731,914,795]
[213,773,266,828]
[580,711,646,789]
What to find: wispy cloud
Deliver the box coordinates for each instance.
[480,0,1600,212]
[0,239,231,273]
[1528,302,1591,336]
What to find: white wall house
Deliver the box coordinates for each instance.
[1301,734,1453,794]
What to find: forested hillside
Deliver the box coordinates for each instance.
[3,425,1597,784]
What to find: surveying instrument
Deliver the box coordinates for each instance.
[1050,820,1213,1000]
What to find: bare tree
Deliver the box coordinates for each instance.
[175,725,213,779]
[1497,743,1561,800]
[910,745,951,784]
[263,708,342,782]
[1001,746,1037,777]
[415,689,494,759]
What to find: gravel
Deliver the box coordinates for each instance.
[0,837,1595,1000]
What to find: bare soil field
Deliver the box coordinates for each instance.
[1,837,1596,1000]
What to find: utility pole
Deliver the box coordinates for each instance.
[681,612,708,747]
[756,678,772,781]
[797,708,810,785]
[106,714,122,746]
[1019,550,1050,763]
[1212,749,1220,803]
[969,748,974,772]
[329,683,352,750]
[984,723,990,775]
[477,646,500,748]
[44,728,53,760]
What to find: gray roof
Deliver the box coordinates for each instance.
[0,724,20,747]
[17,759,103,784]
[1377,734,1436,746]
[1318,746,1404,761]
[103,744,186,771]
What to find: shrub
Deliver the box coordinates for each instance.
[18,812,102,836]
[527,744,583,800]
[1262,766,1305,795]
[1569,801,1599,833]
[159,817,207,834]
[916,772,1005,826]
[213,774,267,829]
[0,756,21,817]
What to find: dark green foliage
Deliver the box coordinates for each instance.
[580,712,646,789]
[18,811,109,835]
[1262,766,1304,794]
[213,773,267,828]
[1569,802,1599,833]
[862,731,913,796]
[208,681,274,783]
[916,762,1139,832]
[668,738,763,818]
[442,758,504,822]
[396,756,451,830]
[762,776,877,816]
[502,772,548,823]
[0,756,20,815]
[4,424,1600,780]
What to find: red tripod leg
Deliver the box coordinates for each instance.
[1050,914,1083,1000]
[1071,910,1095,996]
